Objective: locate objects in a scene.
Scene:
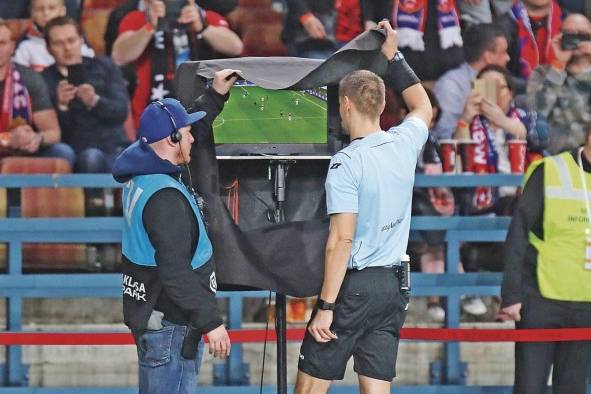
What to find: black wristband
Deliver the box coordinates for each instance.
[317,298,336,311]
[384,56,421,93]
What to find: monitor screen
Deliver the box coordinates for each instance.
[213,81,328,146]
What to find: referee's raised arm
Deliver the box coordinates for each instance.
[295,26,431,392]
[378,20,432,128]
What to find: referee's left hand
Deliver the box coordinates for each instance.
[308,310,338,343]
[377,20,397,61]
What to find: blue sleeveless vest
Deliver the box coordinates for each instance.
[122,174,213,269]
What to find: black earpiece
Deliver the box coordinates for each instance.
[154,101,182,143]
[171,130,182,143]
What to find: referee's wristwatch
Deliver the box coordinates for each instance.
[317,298,336,311]
[388,51,405,64]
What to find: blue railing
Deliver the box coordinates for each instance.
[0,174,523,393]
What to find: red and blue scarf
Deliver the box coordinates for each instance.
[470,107,522,211]
[393,0,462,51]
[510,0,562,79]
[1,63,32,136]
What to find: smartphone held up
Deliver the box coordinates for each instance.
[561,32,591,50]
[153,0,189,32]
[67,64,85,86]
[472,78,497,104]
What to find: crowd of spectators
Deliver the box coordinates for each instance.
[0,0,244,173]
[13,0,94,71]
[1,0,591,321]
[278,0,590,321]
[111,0,242,127]
[0,18,72,164]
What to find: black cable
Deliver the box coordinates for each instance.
[177,145,196,193]
[260,291,272,394]
[184,159,195,192]
[178,145,201,203]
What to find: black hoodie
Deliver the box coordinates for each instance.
[112,88,227,334]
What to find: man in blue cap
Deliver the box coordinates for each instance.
[112,69,238,394]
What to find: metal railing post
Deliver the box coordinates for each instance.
[6,241,24,386]
[444,232,465,384]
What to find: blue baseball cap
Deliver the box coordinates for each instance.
[138,98,206,143]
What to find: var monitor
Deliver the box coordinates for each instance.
[213,81,332,156]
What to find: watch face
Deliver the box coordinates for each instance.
[389,52,404,63]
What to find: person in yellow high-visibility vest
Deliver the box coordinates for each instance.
[500,125,591,394]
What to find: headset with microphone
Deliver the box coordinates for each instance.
[154,100,183,144]
[153,101,205,215]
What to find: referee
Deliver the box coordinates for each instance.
[295,21,432,393]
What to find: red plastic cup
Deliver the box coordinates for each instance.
[508,140,527,174]
[439,139,457,174]
[458,140,477,173]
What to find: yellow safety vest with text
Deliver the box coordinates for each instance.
[528,152,591,302]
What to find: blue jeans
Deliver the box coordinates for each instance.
[137,322,204,394]
[75,148,119,173]
[39,143,76,169]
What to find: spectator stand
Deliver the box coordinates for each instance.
[227,0,287,56]
[0,172,537,393]
[5,1,114,56]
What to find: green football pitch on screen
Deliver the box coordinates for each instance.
[213,85,327,144]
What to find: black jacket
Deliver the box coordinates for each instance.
[398,0,464,81]
[113,87,227,333]
[495,15,520,78]
[282,0,337,52]
[42,57,130,155]
[281,0,392,52]
[501,148,591,307]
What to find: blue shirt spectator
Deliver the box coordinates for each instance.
[433,24,509,140]
[433,62,477,140]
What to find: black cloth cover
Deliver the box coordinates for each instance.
[176,29,388,297]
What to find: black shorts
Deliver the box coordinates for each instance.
[298,266,408,381]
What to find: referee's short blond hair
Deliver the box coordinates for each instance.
[339,70,385,119]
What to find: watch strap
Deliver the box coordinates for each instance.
[388,51,404,63]
[317,298,336,311]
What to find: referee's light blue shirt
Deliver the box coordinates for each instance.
[326,117,428,270]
